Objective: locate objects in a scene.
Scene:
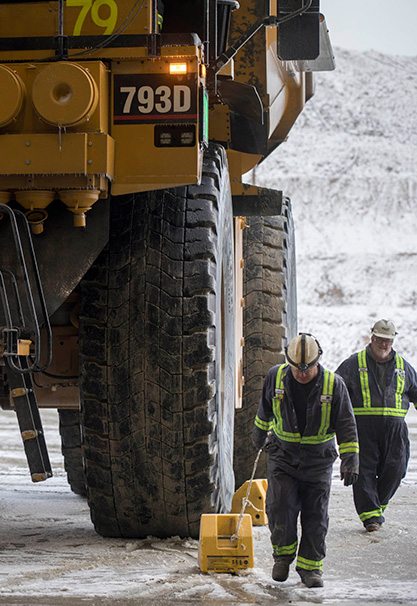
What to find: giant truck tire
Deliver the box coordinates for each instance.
[79,144,235,539]
[58,409,87,497]
[233,200,297,489]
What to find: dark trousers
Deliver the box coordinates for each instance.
[266,445,332,571]
[354,417,410,526]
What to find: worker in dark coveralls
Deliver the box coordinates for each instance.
[253,333,359,588]
[336,319,417,532]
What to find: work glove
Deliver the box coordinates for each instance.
[340,471,359,486]
[252,425,271,451]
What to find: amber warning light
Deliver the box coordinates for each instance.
[169,63,187,74]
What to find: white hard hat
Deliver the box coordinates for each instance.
[371,319,397,340]
[285,333,322,371]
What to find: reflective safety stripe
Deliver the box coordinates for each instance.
[318,370,333,436]
[272,364,302,443]
[359,508,382,522]
[356,350,407,417]
[395,354,405,409]
[300,368,335,444]
[358,350,371,407]
[353,407,407,417]
[339,441,360,454]
[272,366,336,444]
[273,541,297,557]
[300,432,335,445]
[296,555,323,571]
[254,415,272,431]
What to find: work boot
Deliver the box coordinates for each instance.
[298,569,323,588]
[272,560,290,582]
[365,522,381,532]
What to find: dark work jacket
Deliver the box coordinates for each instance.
[253,364,359,474]
[336,346,417,420]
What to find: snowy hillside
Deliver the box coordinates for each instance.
[254,48,417,370]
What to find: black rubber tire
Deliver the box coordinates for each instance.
[58,409,87,497]
[79,144,235,539]
[233,199,297,488]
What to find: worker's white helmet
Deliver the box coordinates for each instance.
[371,319,397,340]
[285,333,322,371]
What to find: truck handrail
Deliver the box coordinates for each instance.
[0,204,52,374]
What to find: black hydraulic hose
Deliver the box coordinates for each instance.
[0,271,14,330]
[278,0,313,24]
[14,208,52,373]
[55,0,68,59]
[0,269,25,328]
[4,269,25,327]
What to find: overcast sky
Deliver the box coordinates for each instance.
[320,0,417,57]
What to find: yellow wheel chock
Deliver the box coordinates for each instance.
[198,513,254,573]
[198,449,267,574]
[231,478,268,525]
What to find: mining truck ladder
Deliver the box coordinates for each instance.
[0,204,53,481]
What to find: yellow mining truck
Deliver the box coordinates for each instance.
[0,0,333,538]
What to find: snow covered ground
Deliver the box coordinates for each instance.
[1,47,417,604]
[0,408,416,605]
[0,410,417,606]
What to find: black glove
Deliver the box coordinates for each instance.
[340,471,359,486]
[252,425,270,450]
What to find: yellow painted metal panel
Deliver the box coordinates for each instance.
[63,0,151,38]
[110,55,202,194]
[111,124,200,194]
[0,2,58,38]
[0,134,88,174]
[0,0,152,39]
[88,133,115,178]
[209,104,231,144]
[229,0,308,160]
[0,133,114,176]
[227,150,263,186]
[229,0,268,105]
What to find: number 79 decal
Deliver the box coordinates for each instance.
[67,0,118,36]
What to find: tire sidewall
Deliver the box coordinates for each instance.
[215,158,236,512]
